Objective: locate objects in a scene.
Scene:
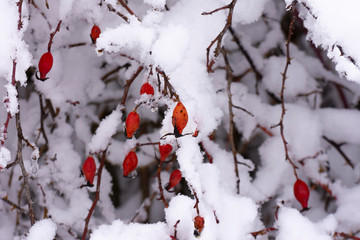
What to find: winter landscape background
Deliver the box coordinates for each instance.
[1,0,360,239]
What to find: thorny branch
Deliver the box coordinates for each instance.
[156,68,179,102]
[82,149,108,240]
[222,48,240,194]
[228,26,263,94]
[272,2,299,179]
[203,0,238,73]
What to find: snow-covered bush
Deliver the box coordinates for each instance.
[1,0,360,239]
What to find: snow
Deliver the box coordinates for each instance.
[90,219,169,240]
[88,107,123,153]
[276,207,336,240]
[27,219,57,240]
[0,147,11,169]
[0,0,359,239]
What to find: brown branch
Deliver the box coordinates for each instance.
[232,104,254,117]
[272,3,298,179]
[120,66,143,106]
[17,0,24,30]
[1,196,28,214]
[204,0,237,73]
[251,227,277,238]
[190,185,200,215]
[156,68,179,101]
[117,0,141,22]
[30,0,52,29]
[107,3,129,23]
[334,232,360,240]
[228,26,262,94]
[156,161,168,208]
[170,220,181,240]
[38,93,49,145]
[48,20,62,52]
[222,48,240,194]
[323,136,354,169]
[82,149,108,240]
[61,42,87,49]
[101,63,131,81]
[15,94,36,225]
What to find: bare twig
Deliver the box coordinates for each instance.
[155,68,179,101]
[16,97,36,225]
[251,227,277,238]
[222,48,240,194]
[107,3,129,23]
[334,232,360,240]
[82,149,108,240]
[30,0,52,29]
[120,66,144,106]
[204,0,237,72]
[272,3,298,179]
[232,104,254,117]
[1,196,28,215]
[323,136,354,169]
[228,27,262,93]
[117,0,141,21]
[38,93,49,145]
[101,63,131,81]
[170,220,181,240]
[48,20,62,52]
[156,161,168,208]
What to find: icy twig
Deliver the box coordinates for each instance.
[117,0,141,22]
[106,3,129,23]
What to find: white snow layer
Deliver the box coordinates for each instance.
[27,219,57,240]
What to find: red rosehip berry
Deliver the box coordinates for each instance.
[38,52,53,80]
[123,151,138,177]
[294,179,310,209]
[172,102,188,136]
[165,169,182,191]
[194,215,205,236]
[140,82,154,95]
[90,25,101,44]
[159,143,173,162]
[125,111,140,138]
[82,156,96,186]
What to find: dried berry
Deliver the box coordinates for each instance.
[172,102,188,136]
[82,156,96,186]
[38,52,53,80]
[294,179,310,209]
[123,151,138,177]
[140,82,154,95]
[125,111,140,138]
[90,25,101,44]
[159,143,173,161]
[194,215,205,236]
[165,169,182,191]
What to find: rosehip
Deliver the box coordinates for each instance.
[165,169,182,191]
[38,52,53,80]
[82,156,96,186]
[159,143,172,161]
[172,102,188,136]
[294,179,310,209]
[140,82,154,95]
[125,111,140,138]
[194,216,205,236]
[90,25,101,44]
[123,151,138,177]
